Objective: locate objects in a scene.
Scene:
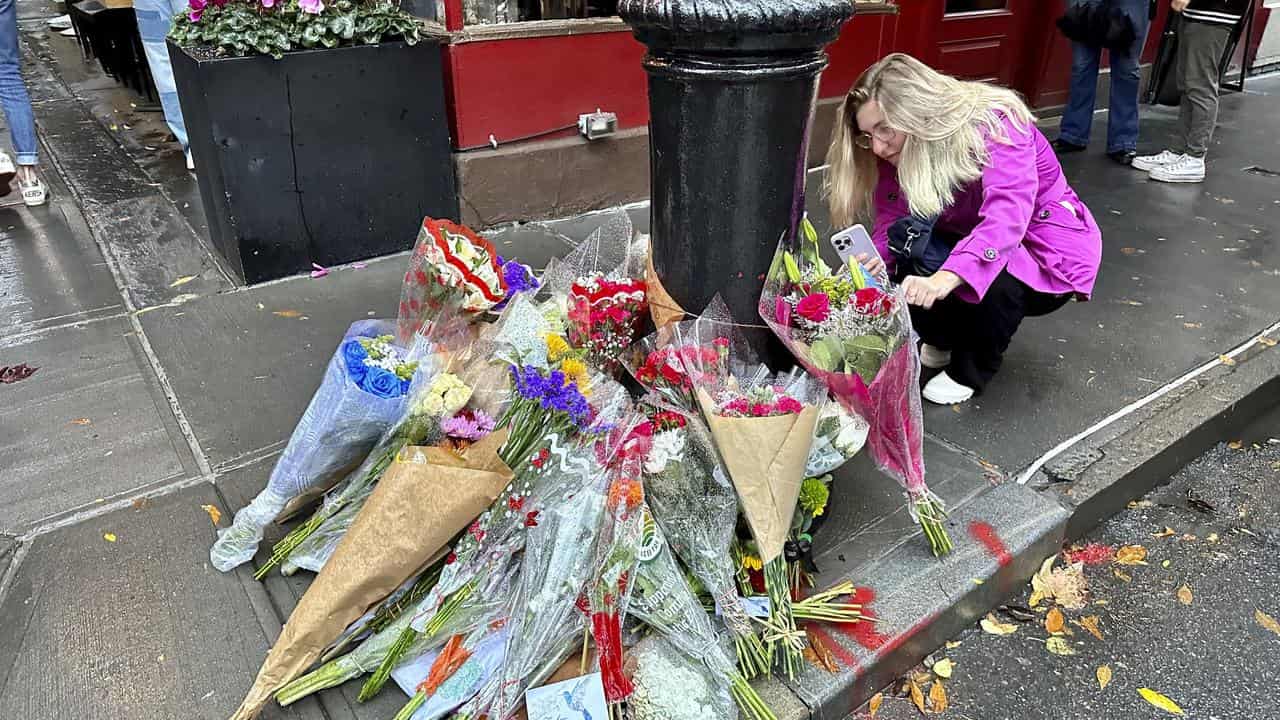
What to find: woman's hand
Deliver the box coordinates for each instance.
[856,252,886,280]
[902,271,963,309]
[1171,0,1189,12]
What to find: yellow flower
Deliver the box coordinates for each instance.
[742,554,763,572]
[560,357,591,395]
[545,334,571,362]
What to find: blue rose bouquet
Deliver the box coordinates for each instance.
[210,320,417,572]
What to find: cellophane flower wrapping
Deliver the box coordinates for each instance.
[758,230,952,555]
[805,401,869,476]
[585,422,649,703]
[396,217,508,344]
[390,623,510,720]
[540,210,648,374]
[210,320,414,572]
[486,417,642,720]
[628,634,735,720]
[628,510,768,720]
[260,326,501,577]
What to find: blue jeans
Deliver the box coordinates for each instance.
[0,0,38,165]
[134,0,189,151]
[1058,0,1152,153]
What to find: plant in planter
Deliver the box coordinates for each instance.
[165,0,457,284]
[169,0,422,59]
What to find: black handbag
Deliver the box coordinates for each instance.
[886,215,962,280]
[1057,0,1138,52]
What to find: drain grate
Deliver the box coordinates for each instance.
[1243,165,1280,177]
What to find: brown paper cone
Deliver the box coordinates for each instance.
[696,389,819,565]
[228,428,514,720]
[646,252,686,329]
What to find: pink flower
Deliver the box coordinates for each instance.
[299,0,324,13]
[775,396,804,414]
[724,398,750,416]
[795,293,831,323]
[187,0,206,20]
[750,403,773,417]
[774,297,792,326]
[713,337,730,348]
[260,0,275,7]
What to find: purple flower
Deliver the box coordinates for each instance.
[299,0,324,13]
[260,0,275,7]
[187,0,206,20]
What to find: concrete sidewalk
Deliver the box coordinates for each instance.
[2,9,1279,717]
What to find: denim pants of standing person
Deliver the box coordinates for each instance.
[0,0,39,165]
[1058,0,1152,153]
[133,0,189,151]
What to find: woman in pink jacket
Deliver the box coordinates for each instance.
[826,54,1102,405]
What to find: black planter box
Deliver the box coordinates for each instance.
[168,40,458,283]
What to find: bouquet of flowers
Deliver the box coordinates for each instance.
[540,210,648,374]
[760,219,953,556]
[677,298,827,678]
[629,510,773,720]
[257,338,489,578]
[210,321,416,572]
[397,217,508,344]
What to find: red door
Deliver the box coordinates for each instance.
[895,0,1040,94]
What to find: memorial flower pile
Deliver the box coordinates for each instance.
[761,219,954,557]
[224,212,943,720]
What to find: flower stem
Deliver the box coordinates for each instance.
[392,690,428,720]
[358,625,417,702]
[275,656,357,706]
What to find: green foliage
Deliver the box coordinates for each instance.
[169,0,421,60]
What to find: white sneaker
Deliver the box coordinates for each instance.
[920,343,952,369]
[185,150,195,172]
[21,176,48,207]
[1149,154,1205,183]
[47,13,72,29]
[0,152,15,197]
[1131,150,1182,172]
[923,371,975,405]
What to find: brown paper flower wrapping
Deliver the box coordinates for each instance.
[696,389,819,565]
[229,428,513,720]
[646,252,686,329]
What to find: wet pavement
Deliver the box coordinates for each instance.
[2,6,1279,718]
[863,433,1280,720]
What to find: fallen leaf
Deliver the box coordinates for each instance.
[1045,608,1065,634]
[131,497,149,510]
[1138,687,1185,715]
[1220,354,1236,366]
[1206,533,1219,543]
[1113,568,1132,582]
[1162,560,1171,568]
[1259,336,1277,347]
[273,309,303,318]
[201,504,222,526]
[867,693,883,717]
[1256,609,1280,636]
[1114,545,1148,565]
[929,681,948,712]
[69,418,92,426]
[169,275,197,287]
[1182,322,1203,329]
[909,679,926,714]
[981,613,1019,635]
[1121,247,1137,254]
[933,658,954,678]
[1029,590,1044,608]
[1045,637,1076,656]
[998,604,1037,623]
[1176,585,1193,605]
[1096,665,1112,690]
[804,630,839,673]
[945,641,963,650]
[1228,440,1244,450]
[1077,615,1104,641]
[0,364,39,384]
[1153,527,1176,538]
[103,533,117,543]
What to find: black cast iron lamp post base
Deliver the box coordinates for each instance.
[619,0,855,367]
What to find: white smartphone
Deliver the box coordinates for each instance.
[830,224,886,285]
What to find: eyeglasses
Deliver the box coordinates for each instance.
[854,124,897,150]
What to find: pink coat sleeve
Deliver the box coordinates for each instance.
[871,163,909,274]
[940,119,1037,301]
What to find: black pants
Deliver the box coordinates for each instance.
[909,270,1071,392]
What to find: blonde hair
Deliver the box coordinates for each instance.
[824,53,1034,228]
